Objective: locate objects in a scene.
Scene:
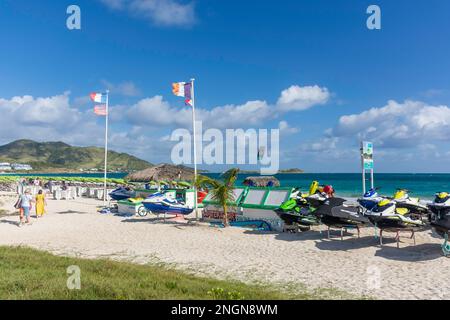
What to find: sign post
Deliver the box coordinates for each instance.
[360,141,374,194]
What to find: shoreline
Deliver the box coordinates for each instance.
[0,172,448,200]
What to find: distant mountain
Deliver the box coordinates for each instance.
[0,140,152,172]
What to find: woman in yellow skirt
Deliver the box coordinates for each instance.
[35,190,47,218]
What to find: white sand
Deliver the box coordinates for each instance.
[0,192,449,300]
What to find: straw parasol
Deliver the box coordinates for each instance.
[125,164,196,182]
[243,176,280,187]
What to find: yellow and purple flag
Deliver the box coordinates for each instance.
[172,82,193,106]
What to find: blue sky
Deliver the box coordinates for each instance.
[1,0,450,173]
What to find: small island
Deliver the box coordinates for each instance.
[278,168,304,174]
[234,168,304,174]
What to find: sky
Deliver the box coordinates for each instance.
[1,0,450,173]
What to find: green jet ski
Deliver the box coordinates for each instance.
[275,187,320,231]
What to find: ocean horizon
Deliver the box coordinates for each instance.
[2,172,449,199]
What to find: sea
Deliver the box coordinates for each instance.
[2,172,450,200]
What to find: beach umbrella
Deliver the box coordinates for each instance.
[177,181,191,188]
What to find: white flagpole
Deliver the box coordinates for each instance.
[103,90,109,206]
[190,78,198,221]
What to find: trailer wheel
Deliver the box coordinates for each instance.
[137,206,148,217]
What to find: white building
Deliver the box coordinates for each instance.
[11,163,33,171]
[0,162,12,171]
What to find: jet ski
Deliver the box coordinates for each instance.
[303,181,330,208]
[428,192,450,238]
[358,188,383,211]
[109,186,136,201]
[392,189,429,216]
[142,192,194,215]
[275,193,319,231]
[313,197,370,228]
[365,199,425,230]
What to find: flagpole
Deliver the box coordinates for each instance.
[190,78,198,221]
[103,90,109,206]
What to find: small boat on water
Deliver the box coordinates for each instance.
[142,192,194,215]
[109,187,136,201]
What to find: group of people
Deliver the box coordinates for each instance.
[14,189,47,227]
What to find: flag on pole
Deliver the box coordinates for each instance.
[172,82,193,106]
[94,105,107,116]
[90,92,107,104]
[89,90,110,206]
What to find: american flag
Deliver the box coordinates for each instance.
[94,105,107,116]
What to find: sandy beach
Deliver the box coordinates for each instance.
[0,191,448,300]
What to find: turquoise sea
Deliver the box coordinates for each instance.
[3,172,450,199]
[210,173,450,200]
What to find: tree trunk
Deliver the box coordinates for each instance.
[223,205,229,227]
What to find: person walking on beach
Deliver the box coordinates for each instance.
[18,189,34,227]
[35,189,47,218]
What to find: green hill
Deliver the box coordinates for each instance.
[0,140,152,172]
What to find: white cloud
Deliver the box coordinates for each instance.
[300,137,339,153]
[278,121,300,134]
[333,100,450,148]
[0,93,79,128]
[276,85,330,112]
[0,92,175,164]
[120,84,328,130]
[100,0,196,27]
[120,96,272,129]
[0,93,103,146]
[197,100,272,128]
[124,95,191,127]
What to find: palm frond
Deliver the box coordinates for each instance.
[195,176,221,189]
[221,168,240,188]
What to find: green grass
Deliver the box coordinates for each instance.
[0,246,355,300]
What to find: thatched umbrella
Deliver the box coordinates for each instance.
[243,176,280,187]
[125,164,196,182]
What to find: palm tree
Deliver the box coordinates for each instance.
[195,168,240,227]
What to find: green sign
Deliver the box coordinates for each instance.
[362,141,374,170]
